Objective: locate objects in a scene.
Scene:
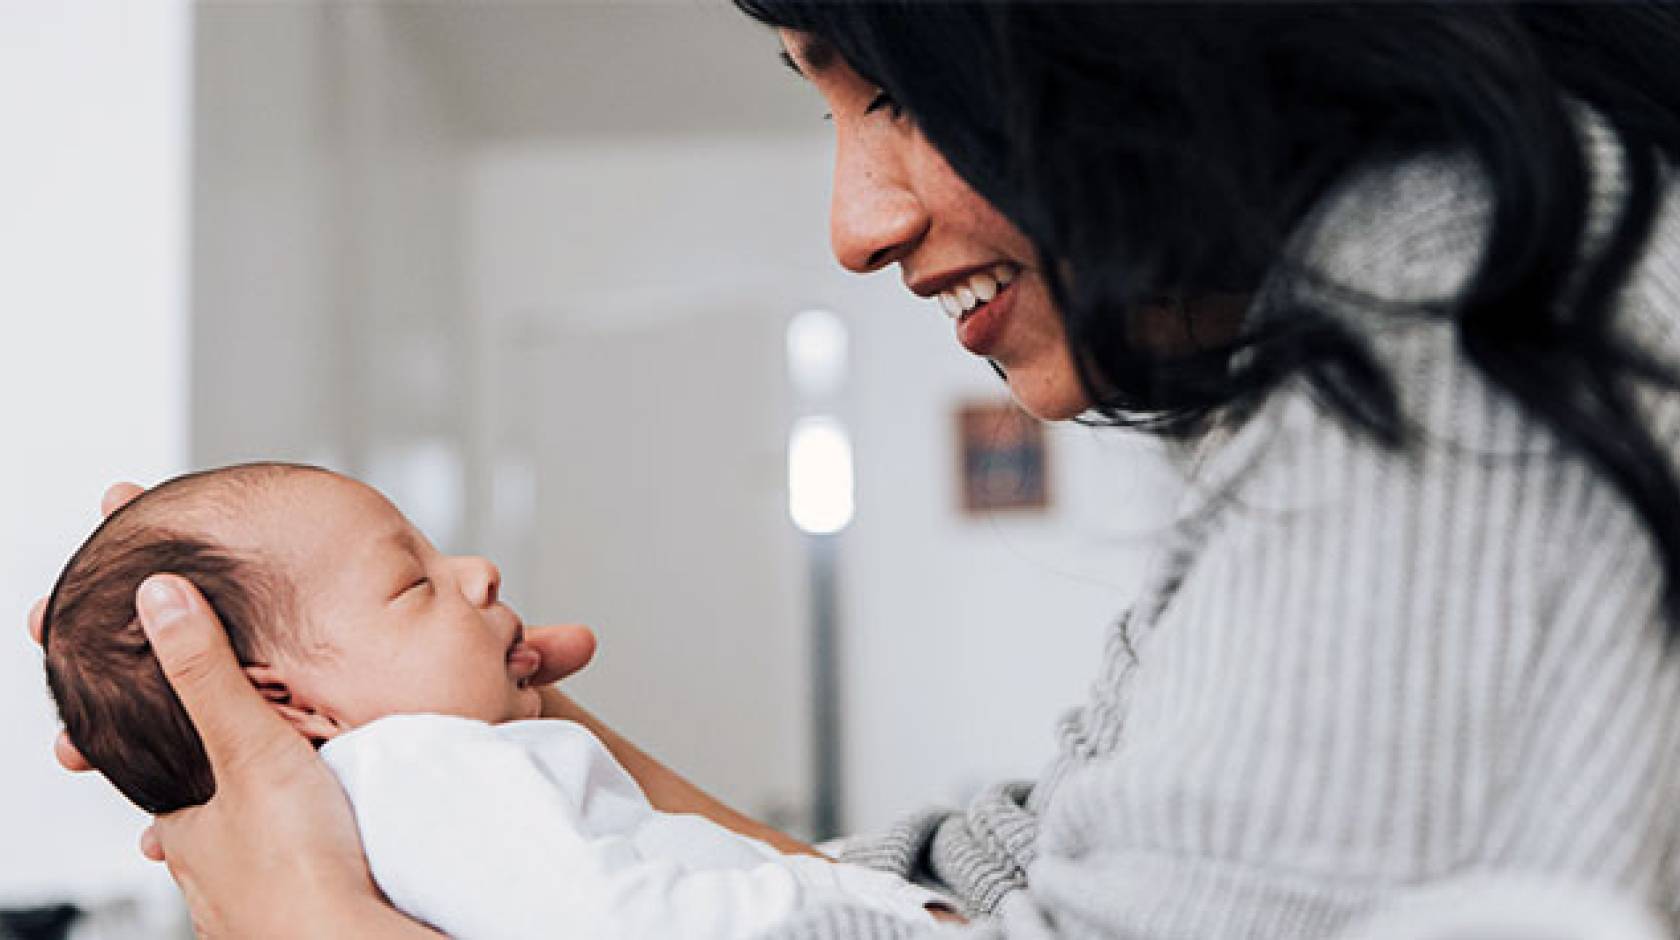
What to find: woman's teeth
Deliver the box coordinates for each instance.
[938,264,1017,319]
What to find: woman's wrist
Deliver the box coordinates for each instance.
[537,685,824,858]
[315,893,442,939]
[538,684,584,721]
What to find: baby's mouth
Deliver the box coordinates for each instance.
[506,630,541,689]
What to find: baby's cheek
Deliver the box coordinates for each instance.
[463,670,525,724]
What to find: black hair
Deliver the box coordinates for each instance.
[41,463,315,813]
[736,2,1680,633]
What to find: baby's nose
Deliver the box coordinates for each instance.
[461,557,501,607]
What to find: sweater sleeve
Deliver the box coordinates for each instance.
[836,782,1038,917]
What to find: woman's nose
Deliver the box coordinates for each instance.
[829,130,928,274]
[458,556,501,607]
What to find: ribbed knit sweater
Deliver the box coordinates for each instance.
[761,114,1680,939]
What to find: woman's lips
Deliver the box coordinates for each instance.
[955,279,1016,357]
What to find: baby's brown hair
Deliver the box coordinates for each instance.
[41,463,315,814]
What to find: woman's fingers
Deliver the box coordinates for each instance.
[101,481,144,517]
[134,574,299,779]
[139,824,164,863]
[525,623,598,686]
[132,574,387,935]
[36,598,95,772]
[54,730,93,772]
[33,481,148,773]
[27,596,46,645]
[35,578,91,774]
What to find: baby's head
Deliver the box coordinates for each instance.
[42,463,542,814]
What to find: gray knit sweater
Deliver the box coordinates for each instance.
[762,115,1680,939]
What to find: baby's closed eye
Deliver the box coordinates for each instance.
[391,576,430,602]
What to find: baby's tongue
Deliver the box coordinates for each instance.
[507,644,541,673]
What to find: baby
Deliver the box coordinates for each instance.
[42,462,939,939]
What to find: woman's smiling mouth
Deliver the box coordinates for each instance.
[933,264,1020,357]
[919,262,1023,358]
[935,263,1017,320]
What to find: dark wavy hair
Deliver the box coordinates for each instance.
[736,1,1680,633]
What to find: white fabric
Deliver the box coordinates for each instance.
[320,714,938,939]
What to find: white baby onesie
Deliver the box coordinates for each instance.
[319,714,940,939]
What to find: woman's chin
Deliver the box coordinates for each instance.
[1007,373,1091,422]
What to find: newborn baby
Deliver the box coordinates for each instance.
[42,462,938,939]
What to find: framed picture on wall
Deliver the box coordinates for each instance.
[956,400,1050,514]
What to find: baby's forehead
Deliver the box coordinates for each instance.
[240,471,404,548]
[154,468,403,569]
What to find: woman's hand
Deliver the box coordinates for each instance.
[133,573,438,937]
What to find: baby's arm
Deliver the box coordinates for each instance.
[321,714,937,940]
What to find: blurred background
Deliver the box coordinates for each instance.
[0,2,1180,936]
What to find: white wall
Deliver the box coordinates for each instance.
[468,139,838,831]
[0,0,191,919]
[840,272,1183,831]
[191,4,345,468]
[192,4,475,549]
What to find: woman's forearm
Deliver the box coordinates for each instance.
[539,686,825,858]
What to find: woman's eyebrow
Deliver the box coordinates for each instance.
[780,36,836,78]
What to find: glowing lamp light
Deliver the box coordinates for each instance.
[786,309,848,399]
[788,416,854,535]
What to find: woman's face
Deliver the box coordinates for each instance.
[780,31,1090,421]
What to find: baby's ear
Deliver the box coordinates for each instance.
[243,663,342,746]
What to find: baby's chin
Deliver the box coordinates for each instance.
[508,684,544,722]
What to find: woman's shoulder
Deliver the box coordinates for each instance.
[1179,106,1680,580]
[1284,104,1680,339]
[1286,147,1494,310]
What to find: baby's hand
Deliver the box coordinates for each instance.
[523,623,598,686]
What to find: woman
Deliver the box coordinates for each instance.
[29,4,1680,937]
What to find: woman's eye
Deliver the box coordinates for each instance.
[864,90,903,119]
[818,91,901,124]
